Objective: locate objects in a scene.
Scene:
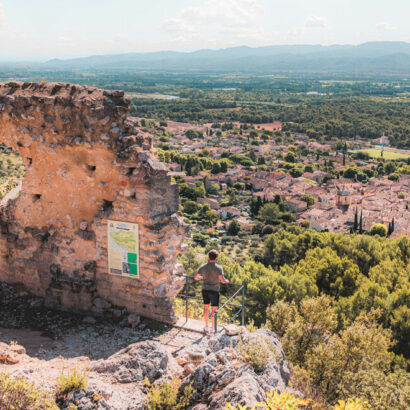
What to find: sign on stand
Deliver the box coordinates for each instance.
[107,220,139,277]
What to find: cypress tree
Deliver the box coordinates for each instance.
[353,208,358,232]
[359,210,363,234]
[343,142,347,166]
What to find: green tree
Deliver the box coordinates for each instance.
[353,208,358,232]
[183,200,201,215]
[227,220,241,236]
[285,151,297,163]
[258,203,281,225]
[300,194,316,208]
[370,224,387,237]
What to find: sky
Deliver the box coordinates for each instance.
[0,0,409,60]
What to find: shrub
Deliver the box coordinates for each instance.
[300,220,310,228]
[266,300,297,337]
[397,191,405,199]
[260,390,310,409]
[147,378,195,410]
[370,223,387,237]
[271,296,337,365]
[226,390,310,409]
[237,336,271,372]
[0,373,58,410]
[227,220,241,236]
[306,310,397,404]
[262,225,275,235]
[387,173,400,181]
[333,398,368,410]
[55,368,88,396]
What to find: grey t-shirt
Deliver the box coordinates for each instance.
[197,262,224,291]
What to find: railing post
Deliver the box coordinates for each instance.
[185,275,189,323]
[214,311,218,333]
[241,284,245,326]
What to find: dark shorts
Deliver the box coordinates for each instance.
[202,289,220,307]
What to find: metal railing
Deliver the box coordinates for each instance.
[177,274,245,333]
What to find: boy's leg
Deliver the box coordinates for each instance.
[203,304,210,327]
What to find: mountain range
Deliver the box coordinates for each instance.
[44,42,410,74]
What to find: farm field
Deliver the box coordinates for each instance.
[355,148,410,160]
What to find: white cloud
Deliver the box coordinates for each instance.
[161,18,197,35]
[179,0,263,27]
[160,0,267,48]
[305,15,329,29]
[376,22,396,31]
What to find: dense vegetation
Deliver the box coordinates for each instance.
[131,97,410,148]
[180,229,410,408]
[1,68,409,147]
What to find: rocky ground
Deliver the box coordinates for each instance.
[0,283,291,409]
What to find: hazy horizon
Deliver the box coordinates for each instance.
[1,41,409,64]
[0,0,409,60]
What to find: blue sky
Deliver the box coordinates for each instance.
[0,0,409,59]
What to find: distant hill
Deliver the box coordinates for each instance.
[44,42,410,74]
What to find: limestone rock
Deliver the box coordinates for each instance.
[223,324,243,336]
[208,372,265,409]
[177,328,291,408]
[92,341,168,383]
[0,342,27,364]
[127,313,140,328]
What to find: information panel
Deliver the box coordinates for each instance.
[107,220,139,277]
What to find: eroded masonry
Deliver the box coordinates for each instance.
[0,82,188,323]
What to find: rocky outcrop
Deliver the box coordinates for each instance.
[177,328,291,408]
[92,341,169,383]
[83,327,291,409]
[0,81,189,323]
[0,318,292,410]
[0,342,27,364]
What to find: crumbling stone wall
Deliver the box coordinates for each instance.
[0,82,188,323]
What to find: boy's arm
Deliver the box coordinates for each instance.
[219,268,229,284]
[194,272,203,280]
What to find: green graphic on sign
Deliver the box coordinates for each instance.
[127,253,137,263]
[107,220,139,278]
[129,264,138,276]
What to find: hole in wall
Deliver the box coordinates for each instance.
[87,165,96,172]
[126,167,136,176]
[33,194,41,202]
[100,199,114,214]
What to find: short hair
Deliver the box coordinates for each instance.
[208,249,219,261]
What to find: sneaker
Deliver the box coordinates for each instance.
[203,325,210,334]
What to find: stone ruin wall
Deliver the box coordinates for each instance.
[0,81,189,323]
